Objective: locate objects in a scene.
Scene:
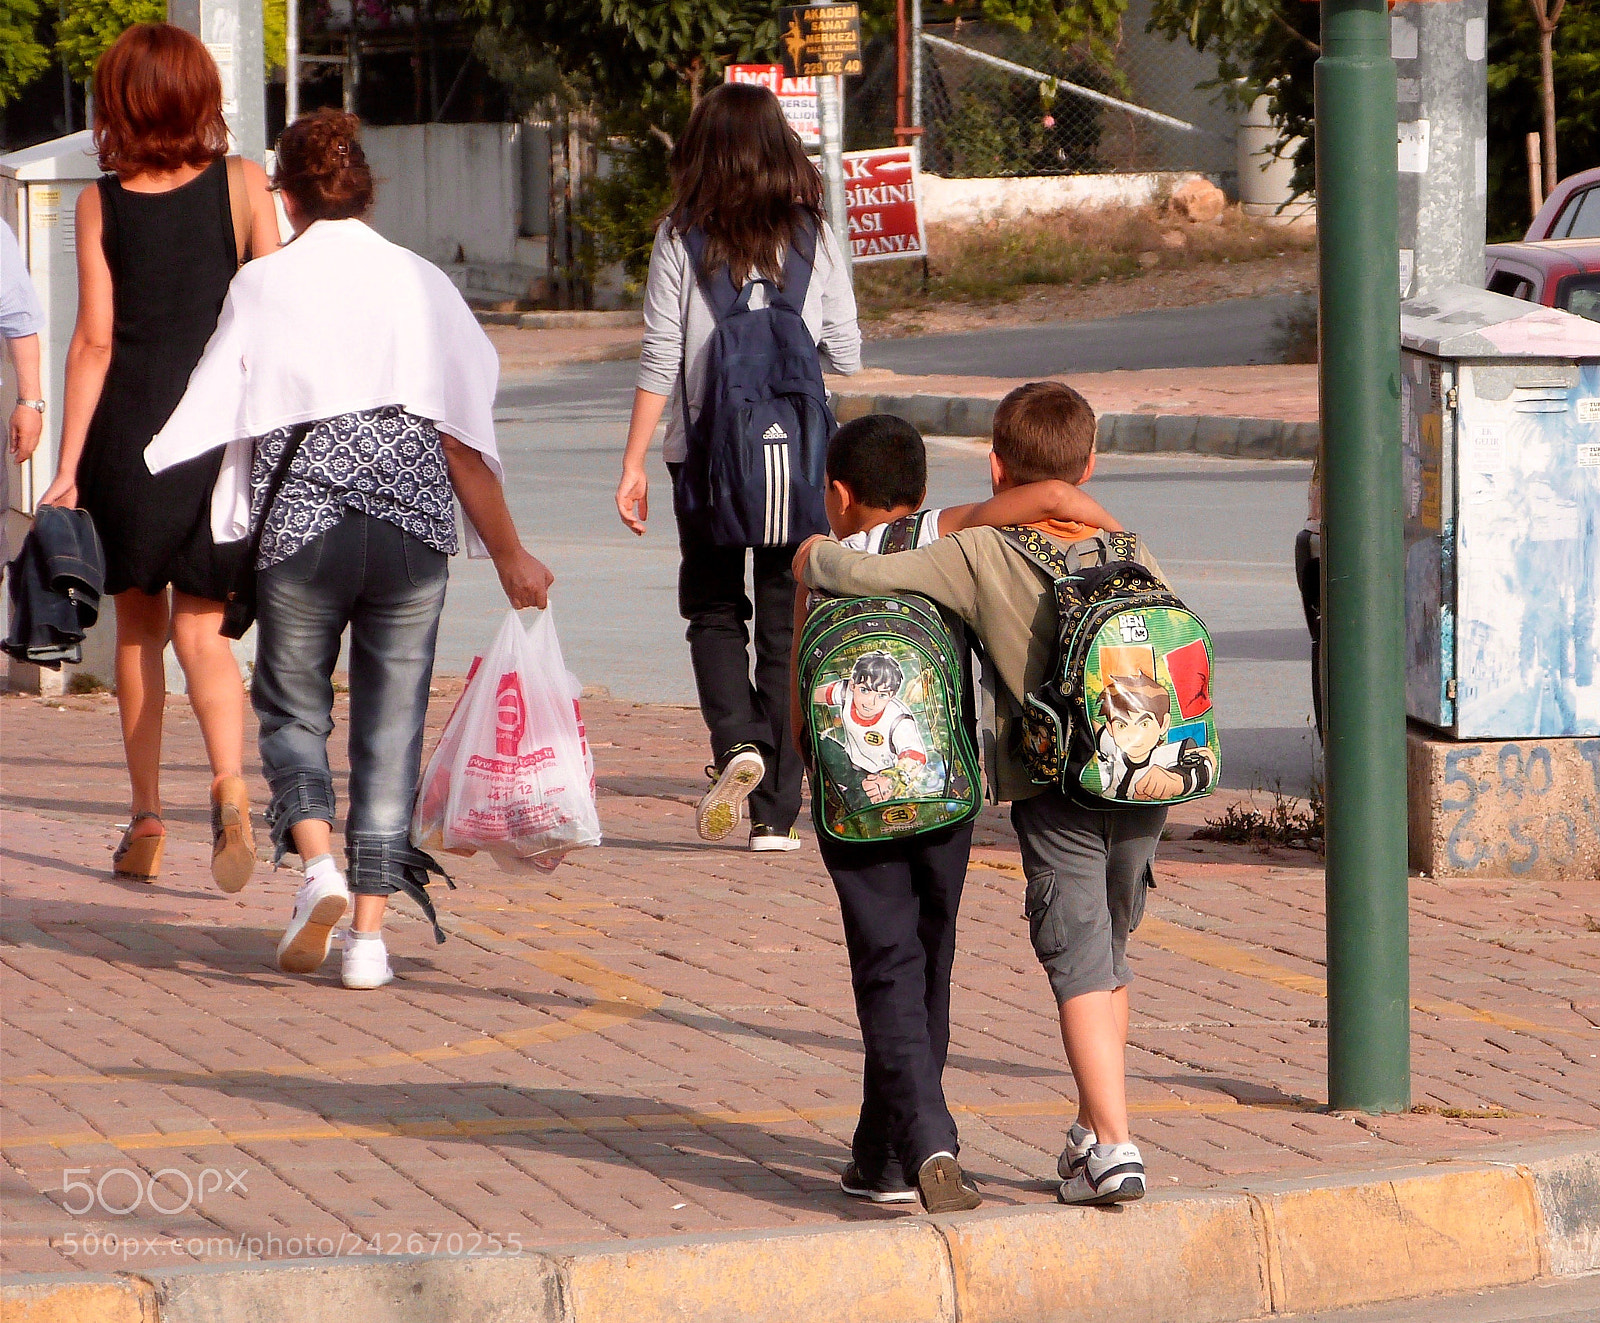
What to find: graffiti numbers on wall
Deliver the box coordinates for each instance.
[1440,740,1599,874]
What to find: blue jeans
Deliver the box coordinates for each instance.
[252,511,452,940]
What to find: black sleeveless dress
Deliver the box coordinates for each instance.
[77,157,244,600]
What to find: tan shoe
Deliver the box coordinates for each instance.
[113,813,165,882]
[210,776,256,893]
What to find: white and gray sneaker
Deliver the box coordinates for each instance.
[696,745,765,842]
[1057,1122,1097,1181]
[276,866,351,974]
[341,933,395,990]
[1058,1142,1146,1206]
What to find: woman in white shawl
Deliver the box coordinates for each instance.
[147,110,553,990]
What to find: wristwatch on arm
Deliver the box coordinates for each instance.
[15,399,44,414]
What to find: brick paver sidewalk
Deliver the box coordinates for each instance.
[2,688,1595,1276]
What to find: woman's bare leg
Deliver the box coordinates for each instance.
[170,591,245,787]
[113,589,171,836]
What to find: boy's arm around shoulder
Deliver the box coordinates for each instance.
[800,533,983,627]
[937,480,1122,536]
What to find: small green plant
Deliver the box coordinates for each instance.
[66,672,108,695]
[1195,780,1324,853]
[1270,295,1318,365]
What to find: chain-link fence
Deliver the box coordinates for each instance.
[848,16,1235,179]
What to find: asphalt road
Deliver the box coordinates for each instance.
[1249,1275,1600,1323]
[435,358,1320,796]
[862,294,1305,376]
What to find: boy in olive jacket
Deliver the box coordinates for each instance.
[795,383,1166,1205]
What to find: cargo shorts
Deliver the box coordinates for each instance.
[1010,790,1166,1005]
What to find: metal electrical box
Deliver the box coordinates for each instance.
[1401,282,1600,739]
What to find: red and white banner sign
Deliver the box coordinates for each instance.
[725,64,820,147]
[843,147,925,263]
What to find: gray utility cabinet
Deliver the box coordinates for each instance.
[1400,283,1600,739]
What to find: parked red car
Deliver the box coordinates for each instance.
[1484,239,1600,321]
[1524,165,1600,241]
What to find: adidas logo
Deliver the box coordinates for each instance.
[762,422,789,441]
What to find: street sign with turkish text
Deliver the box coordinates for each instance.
[777,4,863,78]
[843,147,925,263]
[725,64,821,147]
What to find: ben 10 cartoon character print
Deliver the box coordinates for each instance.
[1087,634,1216,802]
[812,650,945,811]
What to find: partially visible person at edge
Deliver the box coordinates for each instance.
[146,110,554,991]
[3,217,47,563]
[37,23,280,889]
[614,82,862,853]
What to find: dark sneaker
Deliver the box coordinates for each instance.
[1057,1121,1097,1181]
[750,825,802,853]
[917,1152,982,1213]
[840,1161,918,1205]
[1058,1142,1146,1206]
[696,745,765,842]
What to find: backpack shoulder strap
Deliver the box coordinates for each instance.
[775,213,819,313]
[1107,530,1139,563]
[878,512,924,555]
[681,225,742,324]
[224,155,251,268]
[1000,525,1076,582]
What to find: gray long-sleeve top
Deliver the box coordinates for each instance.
[636,219,862,462]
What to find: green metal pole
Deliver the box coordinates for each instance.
[1316,0,1411,1112]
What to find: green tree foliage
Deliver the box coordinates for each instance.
[978,0,1129,63]
[1145,0,1318,196]
[55,0,286,87]
[1486,0,1599,239]
[1,0,52,109]
[469,0,780,112]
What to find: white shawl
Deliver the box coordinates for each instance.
[145,218,501,556]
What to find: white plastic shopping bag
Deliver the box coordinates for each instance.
[412,608,601,873]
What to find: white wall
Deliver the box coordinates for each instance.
[918,169,1218,224]
[364,123,522,267]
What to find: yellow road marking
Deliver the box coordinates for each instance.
[3,1095,1321,1155]
[1135,916,1568,1037]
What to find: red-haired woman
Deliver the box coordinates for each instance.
[39,23,280,888]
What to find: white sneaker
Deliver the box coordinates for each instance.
[1058,1142,1146,1206]
[276,870,351,974]
[341,935,395,990]
[1057,1122,1097,1181]
[696,746,765,842]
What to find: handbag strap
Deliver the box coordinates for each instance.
[227,424,312,599]
[224,155,252,268]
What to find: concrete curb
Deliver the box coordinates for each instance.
[834,391,1319,459]
[5,1142,1596,1323]
[475,309,644,330]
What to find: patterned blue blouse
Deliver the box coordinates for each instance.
[250,406,459,570]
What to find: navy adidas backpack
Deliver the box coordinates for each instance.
[672,221,836,548]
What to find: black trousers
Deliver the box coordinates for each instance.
[819,823,972,1181]
[676,527,804,832]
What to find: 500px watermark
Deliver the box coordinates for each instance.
[61,1167,248,1216]
[60,1230,526,1261]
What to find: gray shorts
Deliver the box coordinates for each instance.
[1010,791,1166,1005]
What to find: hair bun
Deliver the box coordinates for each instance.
[273,108,374,221]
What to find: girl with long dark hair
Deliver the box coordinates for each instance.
[614,82,861,851]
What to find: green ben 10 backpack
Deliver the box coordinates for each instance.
[1002,526,1220,808]
[799,515,983,844]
